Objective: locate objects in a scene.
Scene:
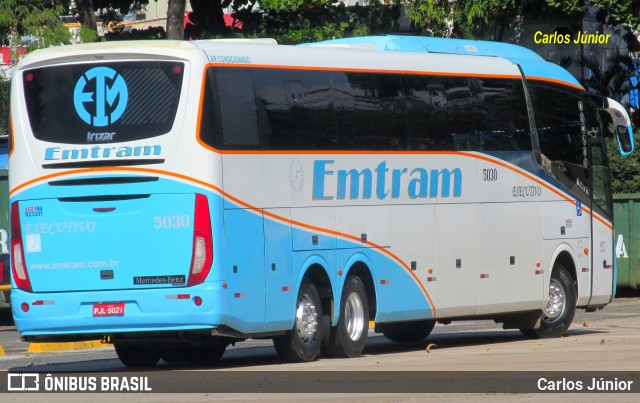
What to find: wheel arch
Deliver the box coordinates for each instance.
[299,261,334,325]
[344,260,377,327]
[552,249,578,295]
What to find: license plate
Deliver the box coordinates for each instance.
[92,302,125,317]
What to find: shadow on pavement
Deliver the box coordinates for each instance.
[7,327,607,373]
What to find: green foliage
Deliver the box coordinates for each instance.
[607,130,640,193]
[581,54,636,99]
[0,81,9,137]
[78,25,99,43]
[0,0,71,49]
[406,0,640,39]
[544,0,586,17]
[233,0,401,44]
[407,0,454,37]
[547,0,640,31]
[405,0,532,39]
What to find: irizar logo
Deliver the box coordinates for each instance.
[87,132,115,142]
[313,160,462,200]
[74,66,128,127]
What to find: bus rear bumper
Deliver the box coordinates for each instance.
[11,282,226,340]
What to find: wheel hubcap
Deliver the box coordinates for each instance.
[543,278,566,320]
[295,295,318,343]
[345,292,365,341]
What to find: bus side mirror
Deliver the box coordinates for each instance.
[616,125,633,155]
[603,97,634,156]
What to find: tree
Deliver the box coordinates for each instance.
[166,0,186,39]
[74,0,99,42]
[165,0,230,40]
[405,0,640,41]
[549,0,640,33]
[232,0,401,44]
[0,0,71,49]
[76,0,97,31]
[189,0,226,37]
[581,54,637,101]
[607,130,640,193]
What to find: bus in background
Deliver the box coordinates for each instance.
[9,36,634,366]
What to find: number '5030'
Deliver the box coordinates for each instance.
[153,215,190,229]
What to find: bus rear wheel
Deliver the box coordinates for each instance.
[324,275,369,358]
[114,344,160,367]
[380,319,435,343]
[273,282,323,362]
[520,264,576,339]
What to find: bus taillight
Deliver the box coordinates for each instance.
[187,194,213,287]
[11,202,32,292]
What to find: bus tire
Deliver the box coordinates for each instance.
[114,344,160,367]
[380,319,435,343]
[520,264,576,339]
[273,282,323,362]
[324,275,369,358]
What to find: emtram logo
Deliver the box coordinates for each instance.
[74,66,128,127]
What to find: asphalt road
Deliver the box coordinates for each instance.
[0,293,639,401]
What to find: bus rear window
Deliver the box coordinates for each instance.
[23,61,184,144]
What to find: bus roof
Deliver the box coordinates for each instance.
[307,35,583,90]
[14,36,582,91]
[14,40,202,70]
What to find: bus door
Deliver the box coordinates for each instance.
[588,137,615,305]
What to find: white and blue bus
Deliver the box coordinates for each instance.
[9,36,634,366]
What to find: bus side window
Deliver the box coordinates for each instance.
[530,83,600,198]
[200,69,261,150]
[470,78,531,152]
[253,69,336,150]
[405,76,471,151]
[332,72,407,151]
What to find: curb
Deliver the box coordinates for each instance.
[27,340,112,353]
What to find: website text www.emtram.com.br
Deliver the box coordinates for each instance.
[29,259,120,271]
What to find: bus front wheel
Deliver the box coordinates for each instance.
[273,282,324,362]
[324,275,369,358]
[520,264,576,339]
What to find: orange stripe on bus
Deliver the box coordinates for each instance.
[10,150,613,232]
[526,76,585,91]
[9,166,224,196]
[10,166,439,314]
[207,62,524,80]
[205,63,583,90]
[195,68,211,152]
[462,152,612,229]
[10,150,612,315]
